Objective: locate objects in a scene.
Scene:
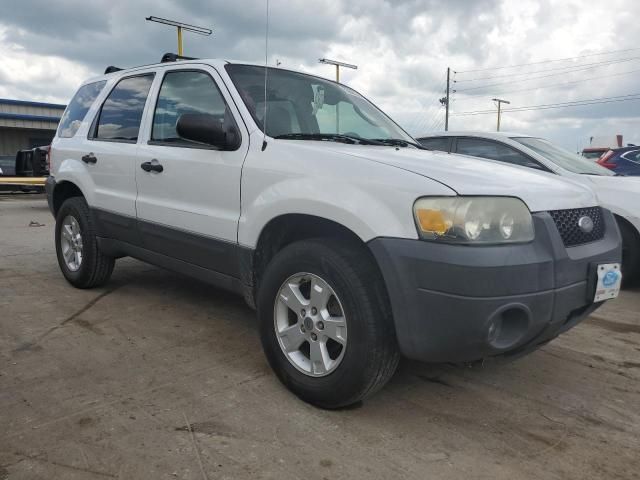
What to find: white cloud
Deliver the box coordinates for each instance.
[0,28,93,104]
[0,0,638,148]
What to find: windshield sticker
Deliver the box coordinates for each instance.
[313,87,325,115]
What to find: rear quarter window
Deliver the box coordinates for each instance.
[58,81,107,138]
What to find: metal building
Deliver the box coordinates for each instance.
[0,99,65,175]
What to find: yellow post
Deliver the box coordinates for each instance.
[336,65,340,83]
[177,26,183,55]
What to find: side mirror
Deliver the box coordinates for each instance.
[176,113,239,150]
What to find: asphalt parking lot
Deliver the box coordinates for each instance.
[1,194,639,480]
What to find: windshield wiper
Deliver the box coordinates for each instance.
[371,138,428,149]
[274,133,385,145]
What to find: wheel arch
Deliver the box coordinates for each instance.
[241,213,386,309]
[52,180,87,217]
[613,213,640,240]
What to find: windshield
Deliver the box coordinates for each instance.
[512,137,615,176]
[225,64,414,143]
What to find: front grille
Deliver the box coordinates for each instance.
[548,206,605,247]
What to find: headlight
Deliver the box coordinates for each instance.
[413,197,534,244]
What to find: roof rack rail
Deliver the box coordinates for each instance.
[161,53,198,63]
[104,66,123,74]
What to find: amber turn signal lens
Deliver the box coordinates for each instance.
[416,209,447,235]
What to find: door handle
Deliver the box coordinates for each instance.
[140,160,164,173]
[82,153,97,164]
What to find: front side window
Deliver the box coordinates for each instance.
[418,137,450,152]
[225,64,414,143]
[94,74,154,141]
[456,138,544,169]
[513,137,614,176]
[58,81,106,138]
[152,70,233,145]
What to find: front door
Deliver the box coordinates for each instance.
[135,66,249,276]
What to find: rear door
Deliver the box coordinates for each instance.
[83,73,155,242]
[135,65,249,276]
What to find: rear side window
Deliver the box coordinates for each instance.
[418,137,449,152]
[623,150,640,164]
[151,70,234,144]
[94,74,154,142]
[58,81,106,138]
[456,138,544,169]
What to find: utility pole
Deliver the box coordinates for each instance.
[492,98,510,131]
[146,16,212,56]
[439,67,451,131]
[445,67,450,131]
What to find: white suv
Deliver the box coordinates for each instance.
[46,57,622,408]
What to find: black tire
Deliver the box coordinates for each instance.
[55,196,115,288]
[257,238,400,409]
[619,219,640,285]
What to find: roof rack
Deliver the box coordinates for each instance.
[161,53,198,63]
[104,66,123,74]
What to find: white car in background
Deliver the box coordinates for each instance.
[417,132,640,282]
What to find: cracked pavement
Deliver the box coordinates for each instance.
[1,194,639,479]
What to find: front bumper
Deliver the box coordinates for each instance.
[368,209,622,363]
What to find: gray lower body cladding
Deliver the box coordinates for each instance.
[368,210,622,363]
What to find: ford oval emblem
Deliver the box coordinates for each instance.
[603,271,619,287]
[578,216,594,234]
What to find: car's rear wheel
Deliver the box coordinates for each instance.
[55,197,115,288]
[257,238,400,409]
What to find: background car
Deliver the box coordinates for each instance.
[597,146,640,176]
[0,157,15,176]
[417,132,640,284]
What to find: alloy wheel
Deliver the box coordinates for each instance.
[60,215,83,272]
[274,273,348,377]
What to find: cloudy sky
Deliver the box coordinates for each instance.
[1,0,639,150]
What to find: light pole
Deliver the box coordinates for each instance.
[318,58,358,83]
[145,16,212,56]
[492,98,510,132]
[318,58,358,134]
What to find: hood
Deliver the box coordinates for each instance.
[322,144,598,212]
[583,175,640,219]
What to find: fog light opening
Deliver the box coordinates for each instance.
[487,307,529,349]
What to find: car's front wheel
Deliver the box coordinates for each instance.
[55,197,115,288]
[619,219,640,285]
[257,238,400,409]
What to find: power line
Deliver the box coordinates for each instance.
[412,104,441,133]
[422,106,443,132]
[454,55,640,83]
[455,60,640,93]
[454,46,640,74]
[406,71,447,132]
[455,66,640,100]
[420,105,445,133]
[451,93,640,116]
